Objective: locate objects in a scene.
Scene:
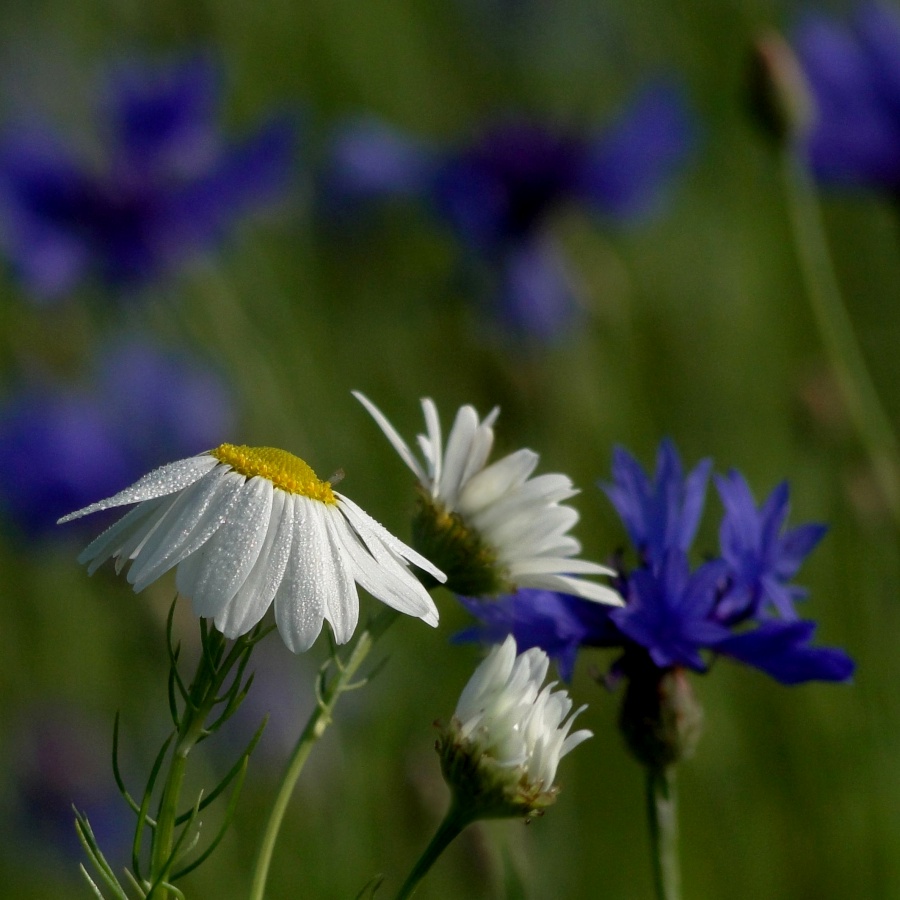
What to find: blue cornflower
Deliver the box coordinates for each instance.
[0,54,295,301]
[459,441,854,688]
[600,439,712,571]
[321,81,693,338]
[793,3,900,190]
[715,470,827,622]
[610,552,731,672]
[0,336,234,536]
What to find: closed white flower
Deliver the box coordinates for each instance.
[440,635,591,816]
[59,443,444,652]
[354,392,622,604]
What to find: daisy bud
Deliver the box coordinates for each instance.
[437,635,591,820]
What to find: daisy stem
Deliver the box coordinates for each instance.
[248,607,400,900]
[149,630,255,897]
[780,147,900,524]
[393,800,475,900]
[646,765,680,900]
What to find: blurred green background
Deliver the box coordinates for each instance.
[0,0,898,897]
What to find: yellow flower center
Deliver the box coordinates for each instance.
[210,444,337,504]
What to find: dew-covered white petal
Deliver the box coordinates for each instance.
[58,455,219,523]
[59,442,446,653]
[356,393,622,605]
[215,489,294,638]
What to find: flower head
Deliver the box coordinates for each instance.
[793,3,900,190]
[58,442,443,652]
[0,54,295,301]
[354,392,621,605]
[438,635,591,817]
[322,82,693,339]
[460,440,853,688]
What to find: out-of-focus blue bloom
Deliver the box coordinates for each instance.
[4,704,132,869]
[0,390,133,536]
[0,54,296,302]
[459,440,854,687]
[715,470,827,622]
[322,118,436,214]
[321,81,693,339]
[0,336,234,536]
[794,3,900,190]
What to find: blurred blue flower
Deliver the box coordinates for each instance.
[459,440,854,686]
[322,81,693,339]
[0,336,234,536]
[4,704,131,870]
[0,54,296,301]
[794,3,900,190]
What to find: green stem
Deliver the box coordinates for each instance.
[248,608,399,900]
[393,801,475,900]
[780,148,900,523]
[149,632,254,897]
[646,766,679,900]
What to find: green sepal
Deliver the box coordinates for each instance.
[436,724,558,823]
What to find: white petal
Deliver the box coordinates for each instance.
[458,416,497,489]
[273,496,325,653]
[318,505,359,644]
[508,557,615,577]
[335,492,445,582]
[353,391,428,485]
[438,405,479,507]
[189,477,274,618]
[520,573,624,605]
[329,510,438,625]
[215,489,295,638]
[58,455,218,523]
[421,397,443,486]
[77,497,168,574]
[126,467,236,590]
[469,475,576,535]
[457,449,539,516]
[177,545,208,601]
[130,470,246,592]
[113,496,181,574]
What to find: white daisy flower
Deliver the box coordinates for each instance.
[58,443,444,653]
[439,635,591,816]
[354,392,622,605]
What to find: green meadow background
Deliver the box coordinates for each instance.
[1,0,898,897]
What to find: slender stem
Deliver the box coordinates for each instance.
[150,633,254,897]
[248,608,399,900]
[393,802,474,900]
[646,766,679,900]
[780,148,900,523]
